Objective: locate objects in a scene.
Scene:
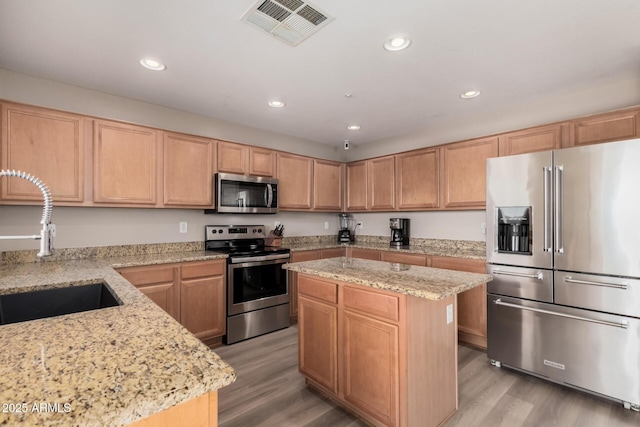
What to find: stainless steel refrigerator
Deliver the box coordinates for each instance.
[486,137,640,411]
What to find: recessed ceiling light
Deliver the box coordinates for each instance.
[460,90,481,99]
[383,34,411,51]
[139,58,166,71]
[347,124,361,131]
[268,100,286,108]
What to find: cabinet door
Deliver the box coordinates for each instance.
[442,136,498,209]
[217,141,248,174]
[299,295,338,393]
[163,132,215,207]
[430,256,487,349]
[567,108,640,148]
[498,123,566,156]
[348,248,380,261]
[180,260,226,341]
[93,119,161,205]
[1,102,85,203]
[118,264,179,320]
[342,310,399,427]
[277,152,313,210]
[320,247,346,258]
[249,147,276,177]
[368,156,395,211]
[380,251,427,266]
[396,148,439,209]
[313,159,344,211]
[289,251,320,317]
[346,161,367,211]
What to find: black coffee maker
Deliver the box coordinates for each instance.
[389,218,410,247]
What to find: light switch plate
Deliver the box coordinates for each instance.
[446,304,453,324]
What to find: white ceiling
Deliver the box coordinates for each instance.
[0,0,639,148]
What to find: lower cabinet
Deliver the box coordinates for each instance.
[130,391,219,427]
[297,273,458,427]
[118,259,226,345]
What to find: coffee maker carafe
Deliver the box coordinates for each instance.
[338,213,354,243]
[389,218,410,247]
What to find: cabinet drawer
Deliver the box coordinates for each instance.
[380,251,427,266]
[320,248,346,259]
[298,275,337,304]
[348,248,380,261]
[181,260,225,279]
[291,250,320,262]
[343,286,399,322]
[119,265,175,286]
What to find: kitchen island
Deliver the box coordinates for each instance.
[0,252,236,426]
[283,257,492,427]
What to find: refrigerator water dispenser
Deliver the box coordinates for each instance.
[496,207,531,254]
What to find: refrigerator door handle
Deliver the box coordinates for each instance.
[543,166,553,252]
[493,269,544,280]
[493,298,629,329]
[554,165,564,254]
[565,276,629,290]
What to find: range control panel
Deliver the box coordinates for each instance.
[205,225,265,240]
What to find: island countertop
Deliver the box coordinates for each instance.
[284,257,492,300]
[0,252,235,426]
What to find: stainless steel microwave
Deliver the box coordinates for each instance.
[208,173,278,214]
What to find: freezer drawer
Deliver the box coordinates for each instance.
[487,294,640,407]
[555,271,640,318]
[486,264,553,302]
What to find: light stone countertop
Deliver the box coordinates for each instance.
[0,251,234,426]
[284,257,492,300]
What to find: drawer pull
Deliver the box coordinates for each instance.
[564,277,628,290]
[494,298,628,329]
[493,269,544,280]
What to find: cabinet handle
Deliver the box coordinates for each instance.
[493,298,628,329]
[543,166,553,252]
[492,269,544,280]
[564,277,628,290]
[554,165,564,254]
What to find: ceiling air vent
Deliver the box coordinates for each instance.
[242,0,334,46]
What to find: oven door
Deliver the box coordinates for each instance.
[227,258,289,315]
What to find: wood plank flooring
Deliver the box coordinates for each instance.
[214,325,640,427]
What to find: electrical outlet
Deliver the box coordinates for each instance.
[446,304,453,324]
[481,223,487,235]
[324,221,329,229]
[357,221,363,230]
[179,222,188,233]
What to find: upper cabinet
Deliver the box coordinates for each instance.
[93,119,162,206]
[163,132,215,207]
[396,147,439,210]
[217,141,248,174]
[346,161,367,211]
[498,123,567,156]
[368,155,395,211]
[277,152,314,210]
[313,159,343,211]
[442,136,498,209]
[249,147,276,177]
[1,102,86,203]
[566,108,640,148]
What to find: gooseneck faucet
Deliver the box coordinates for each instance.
[0,170,54,257]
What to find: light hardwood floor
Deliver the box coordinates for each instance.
[215,325,640,427]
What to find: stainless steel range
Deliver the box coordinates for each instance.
[205,225,290,344]
[486,138,640,411]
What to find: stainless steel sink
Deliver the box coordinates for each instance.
[0,282,121,325]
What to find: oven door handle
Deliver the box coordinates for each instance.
[229,254,290,265]
[493,298,628,329]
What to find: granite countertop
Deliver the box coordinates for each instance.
[284,257,492,300]
[0,251,234,426]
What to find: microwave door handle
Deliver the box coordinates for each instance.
[266,184,273,207]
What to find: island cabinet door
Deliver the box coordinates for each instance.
[298,295,338,393]
[341,309,400,427]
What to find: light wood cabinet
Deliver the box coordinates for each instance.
[499,123,567,156]
[347,247,380,260]
[163,132,215,207]
[180,260,226,342]
[248,146,276,177]
[217,141,248,174]
[93,119,161,205]
[118,259,226,345]
[320,247,346,258]
[368,156,396,211]
[567,107,640,148]
[442,136,498,209]
[289,250,322,318]
[296,273,458,427]
[430,256,487,349]
[396,147,439,209]
[313,159,344,211]
[277,152,314,210]
[380,251,428,266]
[1,102,85,203]
[130,391,218,427]
[346,161,367,211]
